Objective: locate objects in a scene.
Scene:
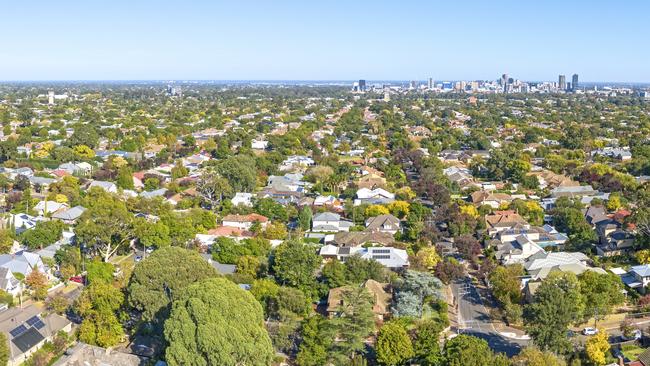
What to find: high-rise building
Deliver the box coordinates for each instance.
[428,78,433,89]
[558,75,566,90]
[572,74,579,91]
[501,74,509,93]
[409,80,417,89]
[47,91,54,105]
[358,79,366,92]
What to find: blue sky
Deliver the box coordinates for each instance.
[1,1,648,81]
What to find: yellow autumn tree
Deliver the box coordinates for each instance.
[54,194,68,204]
[459,204,479,219]
[387,201,410,218]
[74,145,96,160]
[365,204,390,217]
[585,329,609,365]
[635,249,650,264]
[414,246,442,270]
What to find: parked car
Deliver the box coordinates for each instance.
[145,247,154,254]
[582,327,598,336]
[69,276,84,284]
[135,255,143,262]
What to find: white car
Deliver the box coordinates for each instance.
[582,327,599,336]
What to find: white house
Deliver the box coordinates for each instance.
[251,139,269,150]
[231,192,254,207]
[33,201,68,216]
[354,188,395,206]
[312,212,353,232]
[88,180,117,193]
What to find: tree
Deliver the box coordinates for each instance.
[216,155,257,192]
[171,160,188,179]
[133,218,171,249]
[86,259,114,285]
[443,334,501,366]
[298,206,313,231]
[365,204,390,217]
[392,270,444,318]
[68,125,99,148]
[511,346,566,366]
[413,246,442,270]
[524,272,585,354]
[25,267,48,300]
[164,277,273,366]
[75,190,134,262]
[0,229,14,254]
[46,293,70,314]
[196,171,233,209]
[76,283,124,348]
[585,330,609,365]
[144,177,160,191]
[296,315,332,366]
[128,247,219,322]
[116,167,134,190]
[387,201,410,219]
[578,271,624,325]
[455,234,482,261]
[272,240,320,289]
[376,321,414,365]
[0,333,9,366]
[19,220,64,250]
[73,144,95,160]
[489,264,524,305]
[414,319,444,365]
[329,286,375,364]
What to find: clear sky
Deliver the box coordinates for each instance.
[1,0,648,82]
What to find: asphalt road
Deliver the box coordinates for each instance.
[451,276,529,357]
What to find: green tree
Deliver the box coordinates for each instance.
[76,283,124,347]
[298,206,313,231]
[296,315,332,366]
[413,319,444,365]
[216,155,257,192]
[376,321,414,365]
[75,190,133,262]
[133,218,171,249]
[272,240,320,289]
[329,286,375,363]
[86,259,114,285]
[0,332,9,366]
[116,167,134,190]
[578,271,624,326]
[128,247,219,322]
[443,334,500,366]
[524,272,585,354]
[0,229,13,254]
[511,346,566,366]
[164,277,273,366]
[25,267,49,300]
[19,220,64,250]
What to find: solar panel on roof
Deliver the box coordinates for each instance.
[32,320,45,330]
[10,324,27,338]
[26,316,40,326]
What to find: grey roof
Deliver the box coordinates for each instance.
[29,176,56,185]
[313,212,341,221]
[52,205,86,221]
[631,265,650,278]
[140,188,168,198]
[89,180,116,190]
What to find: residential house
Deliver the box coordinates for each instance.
[326,280,392,321]
[0,251,47,278]
[0,268,21,297]
[222,214,269,231]
[320,245,409,269]
[52,343,144,366]
[470,191,513,209]
[354,188,395,206]
[88,180,117,193]
[331,231,396,248]
[357,174,387,190]
[312,212,353,233]
[365,214,401,235]
[313,195,344,211]
[33,201,68,216]
[0,305,72,366]
[550,185,597,198]
[231,192,254,207]
[485,210,529,236]
[51,206,86,225]
[57,162,93,176]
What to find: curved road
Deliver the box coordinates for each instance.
[451,276,529,357]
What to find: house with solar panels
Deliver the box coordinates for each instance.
[0,304,72,365]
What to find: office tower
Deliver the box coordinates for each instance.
[501,74,508,93]
[47,91,54,105]
[352,81,359,92]
[409,80,417,89]
[572,74,579,91]
[428,78,433,89]
[358,79,366,92]
[558,74,566,90]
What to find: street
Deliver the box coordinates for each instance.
[451,276,529,357]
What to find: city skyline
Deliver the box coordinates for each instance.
[1,1,650,81]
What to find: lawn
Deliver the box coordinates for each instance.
[621,344,645,361]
